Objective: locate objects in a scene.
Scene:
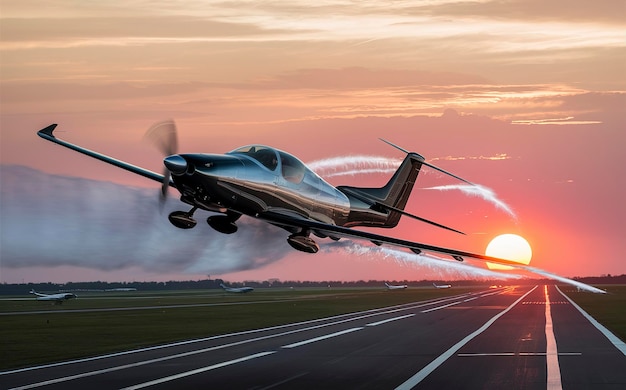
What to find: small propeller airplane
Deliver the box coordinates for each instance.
[385,282,408,290]
[433,282,452,289]
[30,289,77,304]
[220,283,254,293]
[36,121,521,268]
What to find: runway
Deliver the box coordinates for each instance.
[2,285,625,389]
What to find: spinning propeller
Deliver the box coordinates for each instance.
[144,120,178,207]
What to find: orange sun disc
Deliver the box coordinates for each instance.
[485,234,532,270]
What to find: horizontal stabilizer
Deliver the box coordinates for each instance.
[380,138,474,185]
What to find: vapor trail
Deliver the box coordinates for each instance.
[324,241,605,293]
[322,240,522,280]
[307,155,516,218]
[425,184,517,219]
[520,266,607,294]
[307,155,401,178]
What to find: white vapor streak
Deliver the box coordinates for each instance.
[521,266,606,294]
[308,155,517,219]
[307,155,401,178]
[322,240,522,280]
[325,241,606,293]
[425,184,517,218]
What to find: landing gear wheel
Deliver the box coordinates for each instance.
[207,215,238,234]
[287,234,320,254]
[168,211,197,229]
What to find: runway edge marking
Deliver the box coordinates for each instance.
[556,285,626,356]
[394,285,538,390]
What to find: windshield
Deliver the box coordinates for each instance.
[230,145,278,171]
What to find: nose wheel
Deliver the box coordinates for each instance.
[168,207,198,229]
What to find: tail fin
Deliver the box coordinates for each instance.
[338,152,424,228]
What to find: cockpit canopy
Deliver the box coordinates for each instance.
[229,145,306,184]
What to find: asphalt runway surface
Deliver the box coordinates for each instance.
[2,285,625,389]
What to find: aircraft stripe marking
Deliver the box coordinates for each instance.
[282,327,363,349]
[395,285,537,390]
[556,285,626,356]
[119,352,275,390]
[366,314,415,327]
[545,285,563,390]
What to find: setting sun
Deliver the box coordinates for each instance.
[485,234,533,270]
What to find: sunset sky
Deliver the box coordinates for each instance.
[1,1,625,284]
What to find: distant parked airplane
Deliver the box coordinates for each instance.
[30,289,77,304]
[385,282,408,290]
[220,283,254,293]
[433,283,451,289]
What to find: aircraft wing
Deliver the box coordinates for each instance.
[37,124,173,187]
[260,211,523,268]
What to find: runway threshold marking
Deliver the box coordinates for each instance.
[545,285,563,390]
[118,351,275,390]
[395,285,537,390]
[281,327,363,349]
[556,285,626,356]
[366,314,415,327]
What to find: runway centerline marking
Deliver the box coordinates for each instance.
[545,285,563,390]
[366,314,415,327]
[556,286,626,356]
[282,327,363,349]
[395,285,537,390]
[119,351,275,390]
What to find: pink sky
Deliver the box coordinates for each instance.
[1,1,625,284]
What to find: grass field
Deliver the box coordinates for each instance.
[559,284,626,343]
[1,285,624,371]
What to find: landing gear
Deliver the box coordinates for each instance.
[207,215,238,234]
[168,207,198,229]
[287,234,320,254]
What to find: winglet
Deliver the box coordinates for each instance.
[37,124,58,139]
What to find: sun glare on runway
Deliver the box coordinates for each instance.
[485,234,532,270]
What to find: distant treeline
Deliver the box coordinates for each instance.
[1,274,624,295]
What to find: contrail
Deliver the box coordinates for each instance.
[424,184,517,219]
[323,240,606,293]
[307,155,516,218]
[520,266,606,294]
[307,155,401,178]
[322,240,522,280]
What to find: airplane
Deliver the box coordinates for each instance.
[30,289,77,304]
[220,283,254,293]
[385,282,408,290]
[433,282,452,289]
[36,122,524,269]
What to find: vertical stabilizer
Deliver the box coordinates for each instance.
[338,152,424,228]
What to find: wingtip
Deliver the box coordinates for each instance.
[37,124,58,138]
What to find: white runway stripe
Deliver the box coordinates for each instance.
[545,285,563,390]
[281,327,363,349]
[119,352,275,390]
[395,286,537,389]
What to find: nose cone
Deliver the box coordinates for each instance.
[164,155,188,175]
